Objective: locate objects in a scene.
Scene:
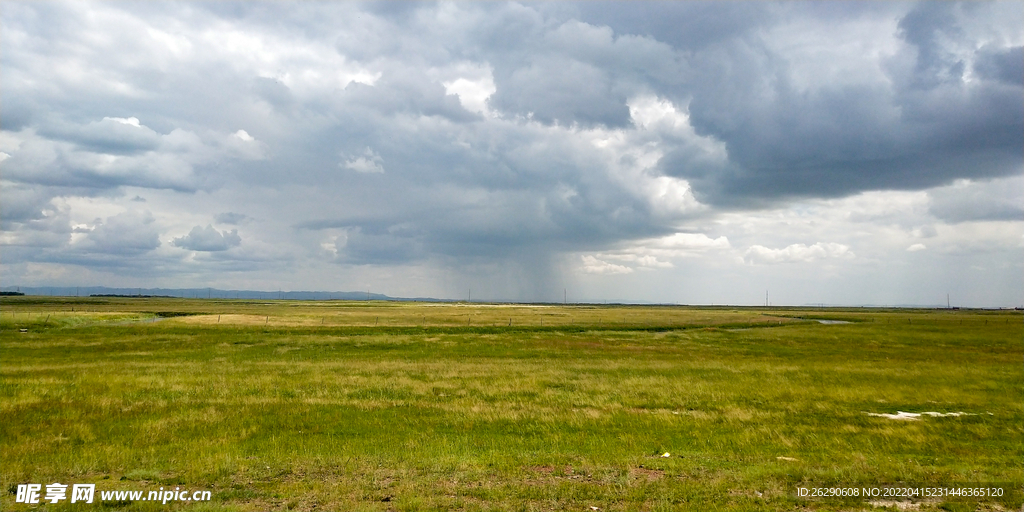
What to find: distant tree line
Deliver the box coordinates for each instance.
[89,294,176,298]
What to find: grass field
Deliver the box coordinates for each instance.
[2,297,1021,511]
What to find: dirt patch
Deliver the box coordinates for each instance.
[630,466,665,481]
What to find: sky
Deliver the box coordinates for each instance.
[2,1,1022,306]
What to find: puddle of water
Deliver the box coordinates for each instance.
[866,411,975,421]
[815,319,850,324]
[110,316,167,326]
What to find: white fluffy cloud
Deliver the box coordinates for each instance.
[172,225,242,252]
[442,64,497,116]
[744,242,854,265]
[342,148,385,174]
[579,232,729,275]
[581,255,633,275]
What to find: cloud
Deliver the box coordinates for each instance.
[172,225,242,252]
[651,232,731,253]
[572,2,773,51]
[329,226,422,264]
[973,45,1024,85]
[486,18,684,128]
[581,255,633,275]
[598,253,674,269]
[744,242,854,265]
[342,148,385,174]
[42,116,162,155]
[578,232,728,275]
[214,212,249,225]
[82,211,161,255]
[0,122,243,194]
[0,184,72,247]
[658,2,1023,206]
[927,176,1024,223]
[907,243,927,252]
[105,116,140,127]
[442,64,497,116]
[1,2,1020,305]
[1,182,65,228]
[222,129,266,161]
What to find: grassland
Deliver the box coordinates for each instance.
[2,297,1021,511]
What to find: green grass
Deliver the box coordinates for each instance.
[1,297,1021,511]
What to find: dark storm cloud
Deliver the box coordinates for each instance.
[334,226,424,265]
[39,117,162,155]
[572,1,775,51]
[2,101,36,132]
[1,184,60,227]
[974,45,1024,85]
[301,176,666,266]
[897,2,965,87]
[656,2,1023,206]
[0,184,72,249]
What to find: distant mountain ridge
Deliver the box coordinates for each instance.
[3,287,998,308]
[0,286,443,302]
